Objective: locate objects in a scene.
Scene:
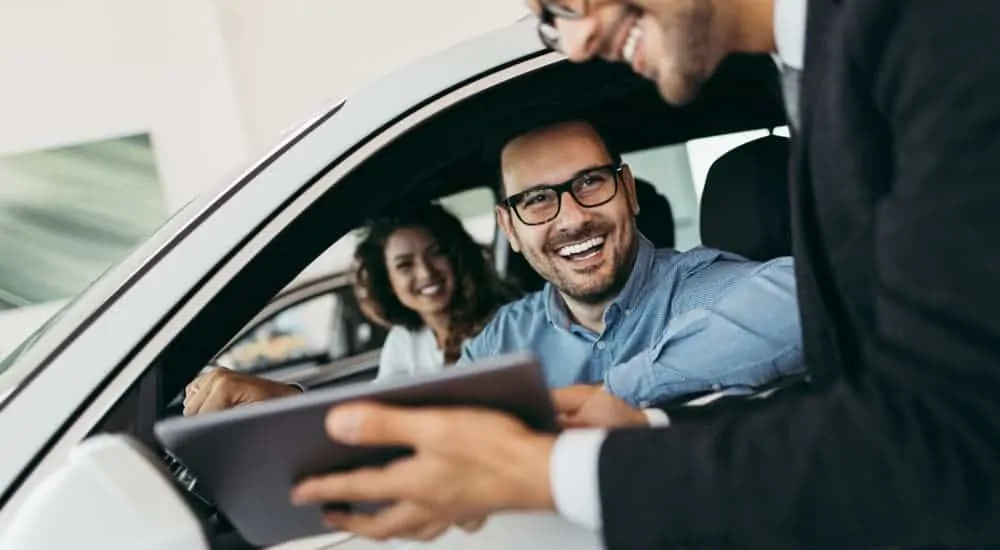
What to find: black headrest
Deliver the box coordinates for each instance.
[700,135,792,261]
[633,177,675,248]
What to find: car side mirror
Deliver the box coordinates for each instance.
[1,435,209,550]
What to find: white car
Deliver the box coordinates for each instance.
[0,16,795,550]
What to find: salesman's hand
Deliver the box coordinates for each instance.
[290,402,556,541]
[552,384,649,429]
[183,366,301,416]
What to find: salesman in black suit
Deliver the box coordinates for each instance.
[290,0,1000,547]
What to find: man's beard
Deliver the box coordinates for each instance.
[560,263,632,305]
[526,221,639,306]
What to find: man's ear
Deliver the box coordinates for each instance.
[622,164,640,216]
[496,205,522,253]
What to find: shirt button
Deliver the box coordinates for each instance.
[712,384,722,391]
[596,342,607,351]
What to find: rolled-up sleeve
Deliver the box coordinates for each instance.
[605,258,804,406]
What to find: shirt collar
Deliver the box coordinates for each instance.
[544,234,658,332]
[772,0,806,70]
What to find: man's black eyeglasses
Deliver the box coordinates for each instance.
[537,0,589,52]
[502,162,624,226]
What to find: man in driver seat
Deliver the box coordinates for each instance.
[459,119,803,413]
[184,119,804,418]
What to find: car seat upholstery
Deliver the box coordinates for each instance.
[634,177,675,249]
[501,176,677,294]
[699,135,792,261]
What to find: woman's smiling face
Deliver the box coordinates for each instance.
[383,226,456,319]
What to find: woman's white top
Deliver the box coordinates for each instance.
[376,325,446,380]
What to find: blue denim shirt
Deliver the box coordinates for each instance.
[459,236,804,406]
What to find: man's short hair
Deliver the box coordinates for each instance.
[494,119,622,198]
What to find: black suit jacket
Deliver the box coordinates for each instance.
[598,1,1000,548]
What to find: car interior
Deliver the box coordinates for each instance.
[89,52,801,548]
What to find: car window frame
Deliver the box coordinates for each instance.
[0,45,565,518]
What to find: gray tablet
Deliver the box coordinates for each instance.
[153,351,558,547]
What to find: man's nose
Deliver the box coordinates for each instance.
[553,192,591,230]
[556,17,601,62]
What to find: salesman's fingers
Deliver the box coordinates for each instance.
[396,516,485,540]
[409,522,452,541]
[292,462,417,506]
[550,384,600,414]
[324,402,432,447]
[321,501,440,541]
[458,516,487,533]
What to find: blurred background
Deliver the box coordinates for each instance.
[0,0,530,356]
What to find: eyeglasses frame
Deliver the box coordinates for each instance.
[536,0,590,51]
[501,162,626,226]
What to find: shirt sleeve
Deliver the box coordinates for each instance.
[549,414,670,531]
[550,428,607,531]
[642,408,670,427]
[773,0,806,69]
[605,258,804,407]
[375,326,410,381]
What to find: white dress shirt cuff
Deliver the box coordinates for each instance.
[550,428,607,531]
[642,408,671,427]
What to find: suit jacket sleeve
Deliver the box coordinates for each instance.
[597,2,1000,548]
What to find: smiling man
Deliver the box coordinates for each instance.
[460,120,802,408]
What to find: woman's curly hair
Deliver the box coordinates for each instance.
[351,202,517,363]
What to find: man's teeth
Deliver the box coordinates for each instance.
[558,237,605,257]
[623,23,642,63]
[418,285,441,296]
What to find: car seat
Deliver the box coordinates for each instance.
[699,134,792,261]
[634,177,675,249]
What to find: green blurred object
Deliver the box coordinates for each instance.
[0,134,168,309]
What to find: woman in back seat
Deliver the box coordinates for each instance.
[353,202,517,380]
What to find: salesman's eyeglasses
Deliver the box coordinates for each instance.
[502,163,623,226]
[536,0,589,52]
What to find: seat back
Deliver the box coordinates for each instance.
[634,177,675,249]
[699,135,793,261]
